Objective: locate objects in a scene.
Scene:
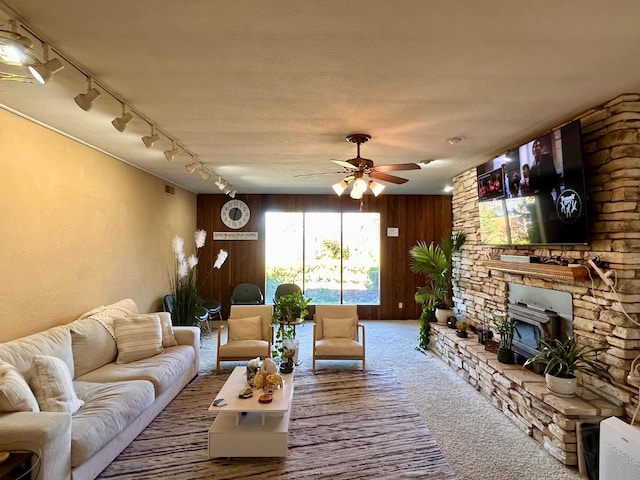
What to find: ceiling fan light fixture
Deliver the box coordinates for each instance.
[112,104,133,132]
[369,180,385,197]
[349,187,364,200]
[74,77,101,111]
[352,177,369,194]
[332,180,348,196]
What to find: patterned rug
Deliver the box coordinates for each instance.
[97,368,457,480]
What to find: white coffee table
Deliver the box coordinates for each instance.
[207,366,294,458]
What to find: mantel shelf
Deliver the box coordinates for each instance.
[483,260,591,282]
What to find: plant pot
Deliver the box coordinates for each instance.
[435,308,451,325]
[497,347,514,364]
[545,373,577,397]
[456,330,468,338]
[282,338,300,365]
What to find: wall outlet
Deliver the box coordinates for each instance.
[398,302,403,309]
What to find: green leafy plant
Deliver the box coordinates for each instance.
[271,291,312,358]
[524,337,612,380]
[492,315,517,350]
[416,303,435,351]
[409,231,466,309]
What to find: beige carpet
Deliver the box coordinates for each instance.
[97,368,457,479]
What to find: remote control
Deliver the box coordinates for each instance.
[212,398,227,407]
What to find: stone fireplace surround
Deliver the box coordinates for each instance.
[438,94,640,465]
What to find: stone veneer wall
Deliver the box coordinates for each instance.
[448,94,640,420]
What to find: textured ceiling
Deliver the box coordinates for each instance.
[1,1,639,195]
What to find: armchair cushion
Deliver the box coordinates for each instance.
[0,361,39,412]
[228,316,262,341]
[322,317,355,339]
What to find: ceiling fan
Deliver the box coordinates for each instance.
[331,133,421,199]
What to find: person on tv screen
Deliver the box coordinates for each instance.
[520,163,531,196]
[529,139,559,197]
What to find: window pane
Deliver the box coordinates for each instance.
[265,212,303,303]
[342,213,380,304]
[304,213,341,304]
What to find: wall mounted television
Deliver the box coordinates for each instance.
[477,119,589,246]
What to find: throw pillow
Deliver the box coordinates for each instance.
[29,355,84,414]
[0,361,39,412]
[228,316,262,341]
[113,316,164,364]
[322,317,355,339]
[142,313,178,347]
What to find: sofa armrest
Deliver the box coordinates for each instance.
[173,326,200,348]
[0,411,72,480]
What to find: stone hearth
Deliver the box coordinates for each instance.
[431,325,624,466]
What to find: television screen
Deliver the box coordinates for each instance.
[477,120,589,245]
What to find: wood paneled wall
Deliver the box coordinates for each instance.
[197,193,452,320]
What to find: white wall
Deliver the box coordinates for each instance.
[0,108,196,341]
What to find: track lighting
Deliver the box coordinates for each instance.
[164,141,180,161]
[199,169,210,180]
[185,161,199,174]
[74,77,101,111]
[112,103,133,132]
[0,21,34,66]
[215,177,226,190]
[28,43,63,84]
[141,125,160,148]
[229,189,237,198]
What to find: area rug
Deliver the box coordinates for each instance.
[97,368,458,480]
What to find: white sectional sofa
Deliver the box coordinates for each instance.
[0,299,200,480]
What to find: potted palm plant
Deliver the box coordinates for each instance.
[492,315,517,364]
[523,337,612,397]
[410,231,466,325]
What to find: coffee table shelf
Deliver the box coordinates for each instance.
[207,366,294,458]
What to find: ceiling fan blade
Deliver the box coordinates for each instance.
[331,159,358,170]
[373,163,421,172]
[370,172,409,184]
[293,171,342,178]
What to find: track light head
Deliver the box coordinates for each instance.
[229,189,236,198]
[142,125,160,148]
[112,104,133,132]
[0,26,34,66]
[185,162,199,174]
[164,141,180,161]
[74,78,101,111]
[199,169,210,180]
[29,58,64,84]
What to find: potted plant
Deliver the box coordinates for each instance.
[492,315,517,364]
[523,337,612,397]
[456,320,469,338]
[271,291,312,360]
[410,231,466,325]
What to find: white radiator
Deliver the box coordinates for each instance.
[599,416,640,480]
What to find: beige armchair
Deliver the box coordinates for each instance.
[216,305,273,373]
[312,305,365,372]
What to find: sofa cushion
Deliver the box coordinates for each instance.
[70,318,118,378]
[29,355,84,414]
[228,316,262,341]
[0,325,75,378]
[77,298,139,338]
[142,312,178,347]
[71,380,155,467]
[322,317,355,339]
[114,316,164,364]
[0,361,39,412]
[75,345,195,396]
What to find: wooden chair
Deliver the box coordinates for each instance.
[216,305,273,373]
[312,305,365,372]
